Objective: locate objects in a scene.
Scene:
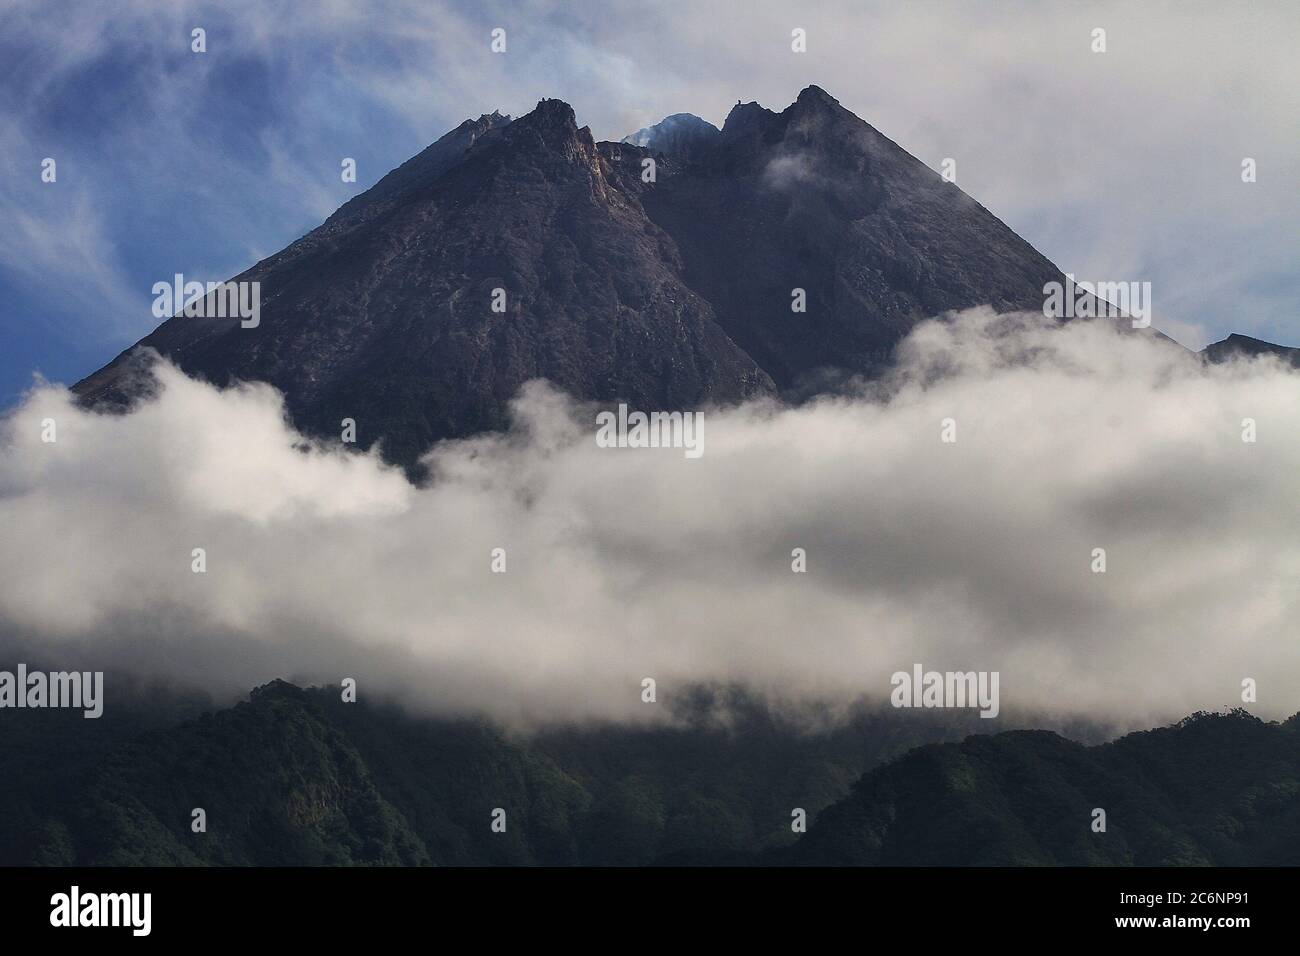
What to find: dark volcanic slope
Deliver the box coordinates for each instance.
[77,86,1071,468]
[1203,332,1300,367]
[76,102,773,468]
[632,86,1067,390]
[621,112,720,163]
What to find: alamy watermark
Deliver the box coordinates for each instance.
[595,403,704,459]
[1043,274,1151,328]
[0,664,103,718]
[50,886,150,936]
[890,663,1000,718]
[152,273,260,328]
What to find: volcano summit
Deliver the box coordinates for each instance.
[76,87,1092,469]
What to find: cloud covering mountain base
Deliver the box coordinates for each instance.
[2,310,1297,728]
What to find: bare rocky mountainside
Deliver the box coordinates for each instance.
[74,85,1297,467]
[76,86,1078,469]
[1202,332,1300,367]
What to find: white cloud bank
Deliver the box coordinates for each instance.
[1,309,1298,729]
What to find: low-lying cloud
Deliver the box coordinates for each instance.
[2,309,1298,729]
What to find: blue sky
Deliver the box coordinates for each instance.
[2,0,1297,407]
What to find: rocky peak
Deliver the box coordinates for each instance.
[499,97,604,178]
[1203,333,1300,366]
[720,100,779,138]
[74,87,1131,471]
[794,84,840,108]
[514,97,580,143]
[621,113,720,162]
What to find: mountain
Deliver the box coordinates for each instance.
[75,86,1075,471]
[623,87,1068,391]
[73,100,774,470]
[787,710,1300,866]
[620,112,720,162]
[0,680,985,866]
[1203,332,1300,367]
[4,680,1295,866]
